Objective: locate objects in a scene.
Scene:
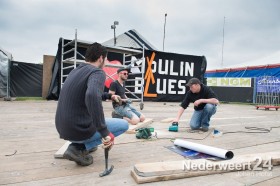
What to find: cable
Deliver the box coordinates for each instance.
[151,128,213,141]
[223,126,280,134]
[115,126,280,146]
[5,150,17,156]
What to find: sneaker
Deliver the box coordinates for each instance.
[111,111,123,119]
[63,144,93,166]
[200,127,209,132]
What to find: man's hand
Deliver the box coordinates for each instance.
[173,118,179,123]
[194,99,202,106]
[122,98,132,104]
[102,132,115,150]
[111,95,122,105]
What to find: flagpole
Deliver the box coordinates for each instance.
[221,16,225,68]
[163,13,167,51]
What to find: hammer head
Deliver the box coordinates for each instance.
[99,165,114,177]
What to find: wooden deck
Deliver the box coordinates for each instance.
[1,100,280,185]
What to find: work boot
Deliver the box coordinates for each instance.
[63,143,93,166]
[85,146,98,154]
[111,111,123,119]
[200,127,209,132]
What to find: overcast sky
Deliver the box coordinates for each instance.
[0,0,279,70]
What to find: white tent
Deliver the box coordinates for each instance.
[102,29,158,51]
[0,47,12,98]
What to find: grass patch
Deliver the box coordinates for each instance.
[220,101,256,106]
[14,97,45,101]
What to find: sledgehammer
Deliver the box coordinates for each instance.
[99,148,114,177]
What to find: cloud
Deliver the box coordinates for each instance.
[0,0,279,69]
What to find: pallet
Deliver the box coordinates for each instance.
[131,151,280,184]
[126,118,153,134]
[256,105,279,111]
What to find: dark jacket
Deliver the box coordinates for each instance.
[109,80,127,108]
[180,84,218,111]
[55,63,111,141]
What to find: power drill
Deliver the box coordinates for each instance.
[168,122,179,132]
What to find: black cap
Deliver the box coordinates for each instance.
[117,67,130,73]
[186,78,201,86]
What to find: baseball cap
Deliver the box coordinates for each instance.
[186,78,201,86]
[117,67,130,74]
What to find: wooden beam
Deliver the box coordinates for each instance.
[131,151,280,184]
[55,119,153,157]
[55,119,152,157]
[160,118,187,123]
[54,141,71,158]
[126,118,153,134]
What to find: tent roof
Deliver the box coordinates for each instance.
[0,47,12,60]
[102,29,158,51]
[207,51,280,72]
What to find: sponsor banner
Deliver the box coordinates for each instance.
[256,76,280,93]
[207,78,252,87]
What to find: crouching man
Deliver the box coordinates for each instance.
[55,43,128,166]
[173,78,219,132]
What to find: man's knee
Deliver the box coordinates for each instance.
[130,116,140,125]
[190,123,200,130]
[204,104,216,113]
[139,114,145,122]
[120,120,129,131]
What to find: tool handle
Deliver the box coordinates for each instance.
[105,148,109,169]
[105,148,109,159]
[172,122,179,126]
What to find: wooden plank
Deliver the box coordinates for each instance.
[160,118,174,123]
[134,161,185,176]
[160,118,188,123]
[55,119,151,157]
[126,118,153,134]
[54,141,71,158]
[131,151,280,184]
[160,118,189,124]
[55,118,152,157]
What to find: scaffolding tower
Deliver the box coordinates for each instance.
[60,30,145,109]
[255,76,280,111]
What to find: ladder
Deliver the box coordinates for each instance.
[60,30,146,109]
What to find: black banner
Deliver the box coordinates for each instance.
[129,50,206,102]
[47,39,206,102]
[10,61,42,97]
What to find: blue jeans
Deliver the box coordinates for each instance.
[114,104,141,119]
[189,104,217,129]
[71,118,128,150]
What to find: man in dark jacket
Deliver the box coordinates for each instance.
[173,78,219,132]
[55,42,128,166]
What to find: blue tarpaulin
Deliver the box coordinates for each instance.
[206,64,280,78]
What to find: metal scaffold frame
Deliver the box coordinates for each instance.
[60,30,146,109]
[255,76,280,111]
